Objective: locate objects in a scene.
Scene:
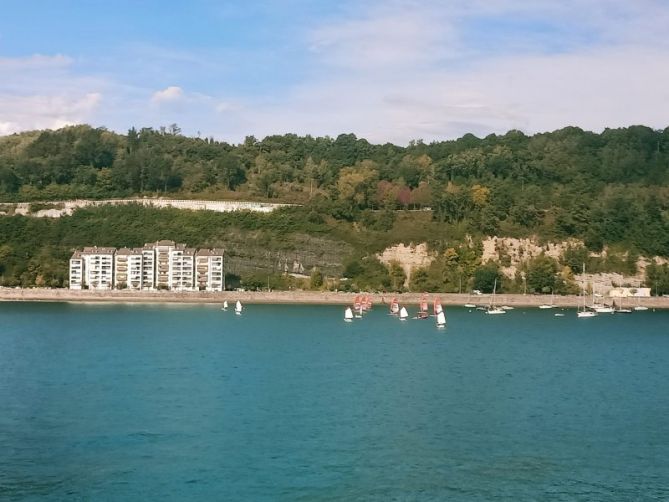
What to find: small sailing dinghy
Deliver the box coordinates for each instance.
[389,297,400,316]
[399,306,409,321]
[436,310,446,328]
[221,300,228,311]
[433,297,443,316]
[344,307,354,322]
[416,294,429,319]
[235,300,243,316]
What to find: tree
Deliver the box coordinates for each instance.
[473,261,502,293]
[388,260,406,291]
[310,267,323,289]
[526,254,558,293]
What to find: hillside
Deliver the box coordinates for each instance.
[1,124,669,293]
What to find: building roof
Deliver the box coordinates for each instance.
[196,248,225,256]
[184,248,196,255]
[82,246,116,254]
[71,251,82,259]
[116,247,132,255]
[154,240,176,246]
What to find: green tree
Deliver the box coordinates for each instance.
[473,261,502,293]
[526,254,558,293]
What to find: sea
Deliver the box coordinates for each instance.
[1,302,668,501]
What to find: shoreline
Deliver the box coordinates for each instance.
[0,288,666,309]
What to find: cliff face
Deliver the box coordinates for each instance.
[377,237,666,291]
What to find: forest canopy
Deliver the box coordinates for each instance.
[0,124,668,290]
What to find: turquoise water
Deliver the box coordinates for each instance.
[1,303,668,501]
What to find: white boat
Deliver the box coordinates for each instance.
[399,306,409,321]
[577,265,597,318]
[554,313,565,317]
[433,297,443,315]
[485,279,506,315]
[594,305,615,314]
[344,307,354,322]
[235,300,243,315]
[436,310,446,328]
[501,305,514,310]
[539,291,555,309]
[634,289,648,310]
[221,300,228,311]
[464,303,477,308]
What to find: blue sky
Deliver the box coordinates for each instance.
[1,0,668,144]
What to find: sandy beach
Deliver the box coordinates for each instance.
[0,287,666,308]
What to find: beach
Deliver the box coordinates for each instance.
[0,287,666,308]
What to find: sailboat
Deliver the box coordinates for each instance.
[433,297,443,316]
[235,300,243,316]
[416,294,429,319]
[577,266,596,318]
[539,291,555,309]
[614,297,632,314]
[485,279,506,314]
[399,306,409,321]
[353,295,363,318]
[634,295,649,311]
[436,310,446,328]
[464,292,476,309]
[221,300,228,311]
[634,284,648,311]
[344,307,354,322]
[389,297,400,316]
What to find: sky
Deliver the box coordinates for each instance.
[1,0,668,145]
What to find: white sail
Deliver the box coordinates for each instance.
[399,306,408,320]
[344,307,354,321]
[436,311,446,327]
[235,300,243,315]
[222,300,228,310]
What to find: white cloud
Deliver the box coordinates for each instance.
[151,86,184,103]
[0,92,102,134]
[215,0,669,144]
[0,53,73,71]
[2,1,668,144]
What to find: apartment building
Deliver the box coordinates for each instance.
[114,248,144,290]
[195,248,225,291]
[69,241,224,291]
[69,251,84,289]
[82,246,116,290]
[169,244,196,291]
[154,240,175,289]
[141,245,155,290]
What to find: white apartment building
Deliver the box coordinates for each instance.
[114,248,131,289]
[69,241,225,291]
[169,244,196,291]
[69,251,84,289]
[154,240,175,289]
[141,245,155,290]
[82,247,116,290]
[114,248,144,290]
[195,249,225,291]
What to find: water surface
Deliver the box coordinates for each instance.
[1,303,668,500]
